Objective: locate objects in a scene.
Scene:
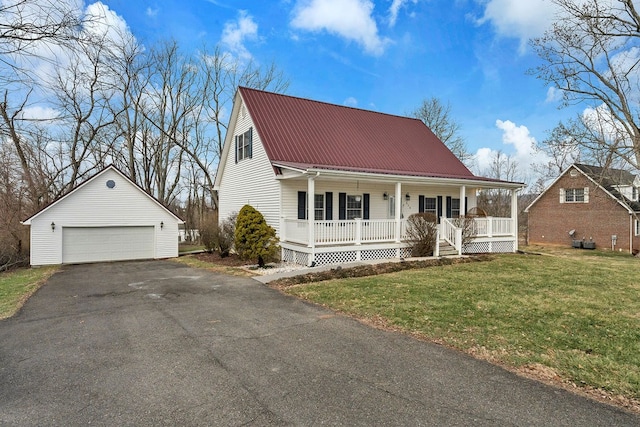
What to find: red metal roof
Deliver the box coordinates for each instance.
[239,87,477,179]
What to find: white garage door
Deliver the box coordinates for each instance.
[62,226,155,264]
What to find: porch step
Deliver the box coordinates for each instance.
[438,241,459,256]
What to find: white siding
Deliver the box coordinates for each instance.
[218,98,281,233]
[280,181,477,221]
[29,168,180,265]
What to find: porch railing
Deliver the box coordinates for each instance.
[282,217,514,247]
[283,218,404,245]
[471,217,514,237]
[441,217,462,254]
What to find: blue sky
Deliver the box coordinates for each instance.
[95,0,578,178]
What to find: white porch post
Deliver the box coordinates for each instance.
[307,176,315,249]
[460,185,466,216]
[511,188,519,251]
[395,182,402,242]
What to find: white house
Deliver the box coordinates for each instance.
[22,165,183,266]
[214,87,523,266]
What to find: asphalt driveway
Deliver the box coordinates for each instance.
[0,260,638,426]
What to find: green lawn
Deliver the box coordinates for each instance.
[285,250,640,401]
[0,266,59,319]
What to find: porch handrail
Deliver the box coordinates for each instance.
[441,217,462,255]
[472,217,514,237]
[284,218,406,246]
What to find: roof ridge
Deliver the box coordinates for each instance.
[238,86,422,123]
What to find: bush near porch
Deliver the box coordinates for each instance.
[281,248,640,411]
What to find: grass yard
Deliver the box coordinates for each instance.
[285,249,640,404]
[0,266,59,320]
[172,254,254,277]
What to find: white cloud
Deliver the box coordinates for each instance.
[19,106,59,121]
[221,10,258,61]
[388,0,417,27]
[146,7,158,18]
[582,104,629,144]
[84,2,132,46]
[474,119,549,175]
[343,96,358,107]
[291,0,389,56]
[545,86,563,103]
[474,147,496,172]
[477,0,556,51]
[495,119,538,163]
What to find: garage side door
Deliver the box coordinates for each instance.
[62,226,155,264]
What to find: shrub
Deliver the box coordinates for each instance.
[216,212,237,257]
[406,212,438,257]
[199,212,237,256]
[234,205,279,267]
[199,217,218,254]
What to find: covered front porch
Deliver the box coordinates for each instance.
[275,169,522,266]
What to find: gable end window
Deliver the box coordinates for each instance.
[561,187,589,203]
[235,128,253,162]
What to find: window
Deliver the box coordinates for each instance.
[235,128,252,161]
[633,187,638,201]
[451,198,461,218]
[636,219,640,236]
[565,188,585,202]
[424,197,437,215]
[346,195,362,220]
[314,194,324,221]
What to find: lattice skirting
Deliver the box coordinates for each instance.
[283,239,514,266]
[361,248,397,261]
[282,247,405,266]
[282,248,309,266]
[399,247,413,258]
[464,240,515,254]
[314,251,357,266]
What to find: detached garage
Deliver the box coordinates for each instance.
[22,165,184,266]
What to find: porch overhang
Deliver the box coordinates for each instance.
[272,161,524,190]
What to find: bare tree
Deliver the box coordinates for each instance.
[531,0,640,169]
[477,151,520,217]
[409,97,470,163]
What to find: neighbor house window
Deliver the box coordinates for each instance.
[235,128,252,162]
[636,219,640,236]
[451,198,461,218]
[565,188,585,202]
[346,195,362,220]
[314,194,324,221]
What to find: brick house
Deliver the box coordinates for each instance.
[525,163,640,253]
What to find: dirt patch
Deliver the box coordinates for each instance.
[193,252,248,267]
[268,255,492,289]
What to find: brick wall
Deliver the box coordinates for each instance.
[528,170,639,253]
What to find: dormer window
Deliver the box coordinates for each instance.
[235,128,253,162]
[633,187,638,201]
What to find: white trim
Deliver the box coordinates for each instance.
[214,90,244,190]
[271,163,523,189]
